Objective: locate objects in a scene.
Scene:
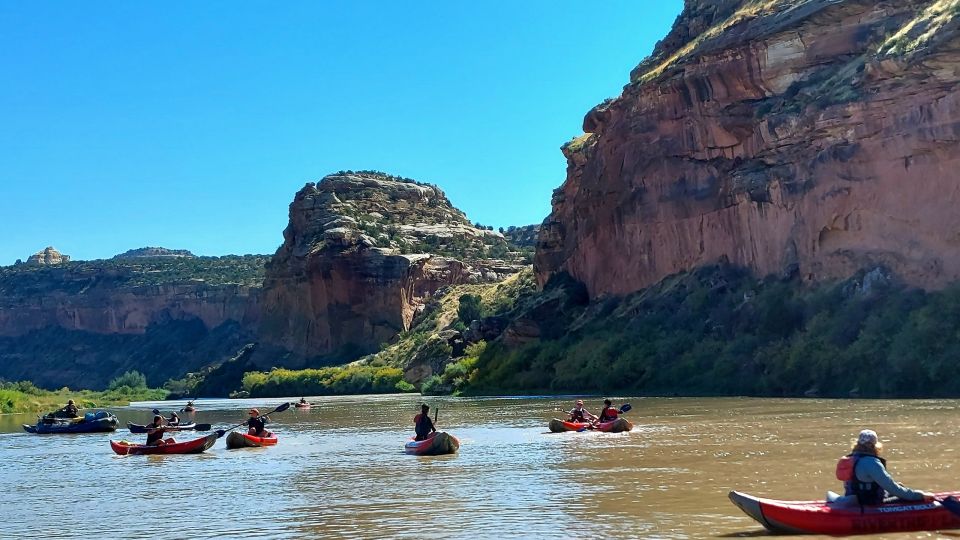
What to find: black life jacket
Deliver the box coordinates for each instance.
[146,425,165,445]
[570,408,586,422]
[415,413,433,440]
[843,453,887,505]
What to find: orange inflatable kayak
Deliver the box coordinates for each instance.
[225,431,278,449]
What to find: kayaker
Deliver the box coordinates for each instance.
[829,429,935,506]
[144,415,176,446]
[299,397,308,405]
[57,399,79,418]
[167,412,180,426]
[414,404,436,441]
[568,399,596,423]
[246,409,270,437]
[595,399,619,423]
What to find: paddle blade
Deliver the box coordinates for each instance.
[193,423,212,431]
[152,408,160,415]
[274,402,292,413]
[941,496,960,518]
[619,404,632,414]
[216,429,226,438]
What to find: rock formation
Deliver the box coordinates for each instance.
[114,247,195,259]
[0,255,265,388]
[26,246,70,265]
[536,0,960,297]
[259,172,527,362]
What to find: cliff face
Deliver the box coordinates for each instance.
[26,246,70,265]
[536,0,960,297]
[0,256,266,388]
[259,172,527,362]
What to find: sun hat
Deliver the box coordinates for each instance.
[249,409,260,416]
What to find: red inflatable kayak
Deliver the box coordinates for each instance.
[404,432,459,456]
[225,431,278,449]
[548,419,591,432]
[595,418,633,433]
[729,490,960,535]
[110,433,218,455]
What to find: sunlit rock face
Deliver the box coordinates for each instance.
[536,0,960,297]
[259,172,526,360]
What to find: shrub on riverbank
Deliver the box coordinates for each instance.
[467,265,960,398]
[0,380,168,414]
[240,365,413,397]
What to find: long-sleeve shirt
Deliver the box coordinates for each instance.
[832,455,925,505]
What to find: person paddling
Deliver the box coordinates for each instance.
[246,409,271,437]
[144,415,176,446]
[299,397,308,405]
[414,404,436,441]
[568,399,597,423]
[58,399,79,418]
[594,399,619,425]
[830,429,934,506]
[167,412,180,426]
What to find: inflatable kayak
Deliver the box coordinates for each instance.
[23,412,119,434]
[127,422,196,434]
[110,433,218,455]
[295,404,311,409]
[549,419,591,432]
[595,418,633,433]
[729,490,960,535]
[225,431,278,449]
[404,432,460,456]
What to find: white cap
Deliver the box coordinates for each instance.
[858,429,878,445]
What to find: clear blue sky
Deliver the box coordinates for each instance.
[0,1,682,265]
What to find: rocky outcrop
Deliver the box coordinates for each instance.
[0,255,266,388]
[536,0,960,297]
[259,172,527,362]
[114,247,195,259]
[26,247,69,265]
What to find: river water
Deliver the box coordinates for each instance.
[3,395,960,539]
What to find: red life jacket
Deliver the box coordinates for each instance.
[599,407,619,422]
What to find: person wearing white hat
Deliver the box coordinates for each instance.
[568,399,597,423]
[830,429,934,506]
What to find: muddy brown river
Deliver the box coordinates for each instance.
[3,395,960,539]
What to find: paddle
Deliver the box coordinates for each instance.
[579,403,632,432]
[938,495,960,518]
[216,402,291,438]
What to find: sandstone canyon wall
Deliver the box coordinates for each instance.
[0,255,265,388]
[536,0,960,297]
[258,172,526,363]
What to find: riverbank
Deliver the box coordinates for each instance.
[0,381,168,414]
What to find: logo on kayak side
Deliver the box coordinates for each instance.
[874,503,936,513]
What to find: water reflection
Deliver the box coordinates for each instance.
[3,396,960,538]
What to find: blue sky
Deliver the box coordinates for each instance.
[0,1,682,264]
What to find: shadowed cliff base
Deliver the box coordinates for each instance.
[466,263,960,398]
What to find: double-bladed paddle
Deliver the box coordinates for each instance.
[215,402,291,438]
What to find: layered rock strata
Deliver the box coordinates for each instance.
[536,0,960,297]
[259,172,526,360]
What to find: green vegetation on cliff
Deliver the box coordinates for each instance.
[466,265,960,398]
[0,254,268,295]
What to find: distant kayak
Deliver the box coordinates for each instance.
[24,412,119,434]
[225,431,278,449]
[595,418,633,433]
[295,403,311,409]
[548,419,591,432]
[404,432,459,456]
[110,433,218,455]
[182,406,197,413]
[127,422,196,434]
[729,490,960,535]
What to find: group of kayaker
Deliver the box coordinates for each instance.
[566,398,621,427]
[139,407,271,446]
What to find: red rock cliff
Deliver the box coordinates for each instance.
[536,0,960,297]
[259,172,525,361]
